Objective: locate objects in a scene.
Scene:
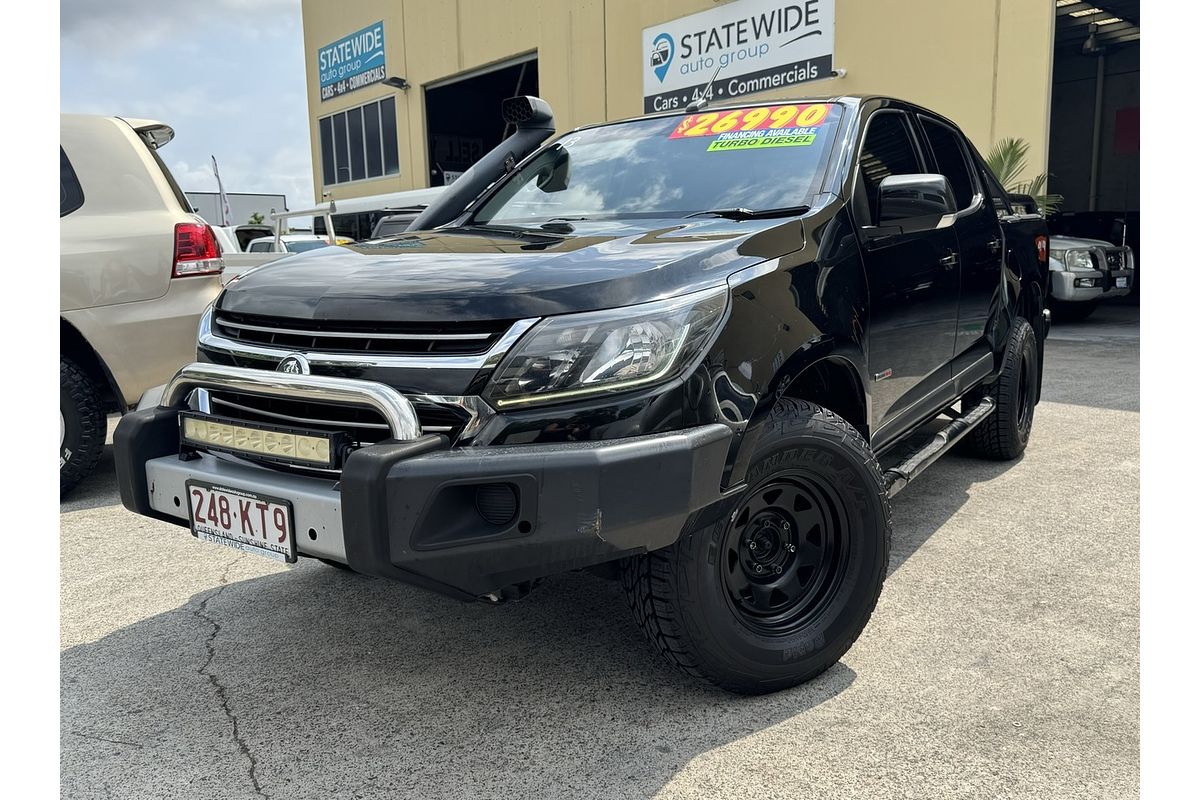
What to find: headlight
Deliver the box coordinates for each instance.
[485,286,728,408]
[1049,248,1095,272]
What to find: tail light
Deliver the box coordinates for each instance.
[172,222,224,278]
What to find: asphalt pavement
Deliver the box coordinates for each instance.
[60,304,1140,800]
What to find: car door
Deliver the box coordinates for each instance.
[916,115,1005,367]
[853,110,961,444]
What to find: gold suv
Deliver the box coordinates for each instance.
[60,114,223,495]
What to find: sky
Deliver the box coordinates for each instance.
[60,0,314,215]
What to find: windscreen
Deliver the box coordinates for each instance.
[473,102,842,225]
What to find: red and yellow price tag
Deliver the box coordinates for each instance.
[669,103,831,139]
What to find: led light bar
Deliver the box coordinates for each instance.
[180,413,342,468]
[1093,17,1123,25]
[1055,0,1082,7]
[1069,8,1104,16]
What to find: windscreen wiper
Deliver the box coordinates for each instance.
[685,204,811,221]
[456,222,569,239]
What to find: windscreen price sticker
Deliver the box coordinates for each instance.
[670,103,830,151]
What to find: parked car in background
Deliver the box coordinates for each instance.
[60,114,223,495]
[1047,234,1135,321]
[218,210,345,283]
[369,207,427,238]
[218,189,446,283]
[312,186,446,241]
[1048,210,1139,302]
[245,234,350,254]
[223,224,274,252]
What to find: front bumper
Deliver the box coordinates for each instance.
[1050,268,1134,303]
[115,404,734,599]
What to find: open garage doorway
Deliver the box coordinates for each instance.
[1047,2,1140,265]
[424,55,538,187]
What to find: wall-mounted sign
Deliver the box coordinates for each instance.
[642,0,835,114]
[318,21,386,102]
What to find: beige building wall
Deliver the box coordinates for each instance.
[301,0,1055,203]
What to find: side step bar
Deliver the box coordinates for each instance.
[882,397,996,497]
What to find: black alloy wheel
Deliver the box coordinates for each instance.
[721,474,850,637]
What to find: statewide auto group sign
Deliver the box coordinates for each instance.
[318,21,386,101]
[642,0,834,114]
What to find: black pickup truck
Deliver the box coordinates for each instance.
[116,95,1050,694]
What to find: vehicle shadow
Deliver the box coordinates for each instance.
[61,565,855,800]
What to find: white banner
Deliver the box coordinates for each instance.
[210,156,232,227]
[642,0,835,114]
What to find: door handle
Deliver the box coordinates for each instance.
[987,237,1003,254]
[939,252,959,270]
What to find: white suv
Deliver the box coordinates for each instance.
[60,114,223,495]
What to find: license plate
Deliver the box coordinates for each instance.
[1116,276,1128,288]
[186,481,296,562]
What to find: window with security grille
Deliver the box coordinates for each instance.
[319,96,400,186]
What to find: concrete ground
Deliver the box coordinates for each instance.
[60,305,1139,800]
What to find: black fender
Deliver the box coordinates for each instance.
[711,204,870,488]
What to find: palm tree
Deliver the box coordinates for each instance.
[984,137,1063,215]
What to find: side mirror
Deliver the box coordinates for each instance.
[534,144,571,193]
[876,174,956,233]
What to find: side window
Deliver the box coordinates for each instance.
[919,117,977,211]
[857,112,923,226]
[248,241,271,253]
[60,148,84,217]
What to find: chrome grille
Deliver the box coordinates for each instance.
[205,390,472,449]
[212,311,513,356]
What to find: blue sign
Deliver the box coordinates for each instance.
[318,21,386,102]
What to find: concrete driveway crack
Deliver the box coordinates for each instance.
[193,554,270,800]
[66,729,144,749]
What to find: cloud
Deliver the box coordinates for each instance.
[61,0,300,52]
[62,0,315,213]
[172,142,314,213]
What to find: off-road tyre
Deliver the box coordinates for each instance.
[968,317,1038,461]
[60,357,106,497]
[621,399,891,694]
